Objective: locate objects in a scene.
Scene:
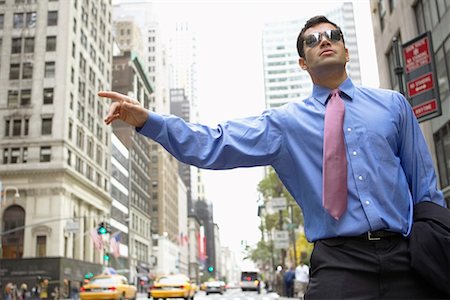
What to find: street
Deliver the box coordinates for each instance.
[136,290,297,300]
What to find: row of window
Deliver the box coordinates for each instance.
[7,87,54,107]
[4,117,52,137]
[9,35,56,54]
[0,11,58,30]
[2,146,50,164]
[8,61,55,80]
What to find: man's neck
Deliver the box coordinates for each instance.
[311,68,348,89]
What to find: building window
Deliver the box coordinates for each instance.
[20,89,31,106]
[5,120,10,137]
[13,13,24,28]
[22,62,33,79]
[11,38,22,53]
[40,146,51,162]
[434,121,450,189]
[68,120,73,140]
[43,88,54,104]
[9,64,20,79]
[0,14,4,29]
[36,235,46,257]
[46,36,56,51]
[436,47,450,101]
[26,12,36,27]
[10,148,20,164]
[12,120,22,136]
[47,11,58,26]
[7,90,19,106]
[378,0,386,31]
[24,37,34,53]
[67,149,72,166]
[44,62,55,78]
[41,118,52,135]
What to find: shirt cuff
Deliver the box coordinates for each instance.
[135,111,164,139]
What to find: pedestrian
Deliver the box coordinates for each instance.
[283,266,296,298]
[294,262,309,299]
[98,15,447,299]
[4,282,14,300]
[19,283,28,300]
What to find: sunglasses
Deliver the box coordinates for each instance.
[304,29,343,48]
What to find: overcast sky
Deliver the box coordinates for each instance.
[133,1,380,264]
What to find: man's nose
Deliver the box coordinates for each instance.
[319,34,331,46]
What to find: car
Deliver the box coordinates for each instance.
[79,274,137,300]
[148,274,195,300]
[205,280,225,295]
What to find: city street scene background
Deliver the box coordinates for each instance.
[0,0,449,299]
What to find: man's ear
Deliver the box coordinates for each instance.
[299,57,308,70]
[345,48,349,62]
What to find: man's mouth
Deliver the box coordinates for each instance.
[320,49,334,56]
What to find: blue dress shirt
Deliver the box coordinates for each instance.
[137,78,445,242]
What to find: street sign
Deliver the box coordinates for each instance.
[270,197,287,211]
[65,221,79,233]
[402,31,442,122]
[273,230,289,249]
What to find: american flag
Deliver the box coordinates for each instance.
[110,231,121,258]
[90,228,103,251]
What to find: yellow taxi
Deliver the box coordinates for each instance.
[148,274,195,300]
[80,274,137,300]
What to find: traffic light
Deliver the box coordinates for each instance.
[104,252,110,261]
[97,222,110,235]
[208,266,214,273]
[84,272,94,280]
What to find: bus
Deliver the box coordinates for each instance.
[240,271,260,292]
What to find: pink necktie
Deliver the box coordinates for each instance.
[323,89,347,220]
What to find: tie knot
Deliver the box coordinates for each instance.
[331,89,340,97]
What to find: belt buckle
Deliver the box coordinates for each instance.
[367,231,381,241]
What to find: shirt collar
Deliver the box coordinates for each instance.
[312,77,355,105]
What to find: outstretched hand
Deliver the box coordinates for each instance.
[97,91,149,128]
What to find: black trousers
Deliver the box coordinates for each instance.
[305,235,447,299]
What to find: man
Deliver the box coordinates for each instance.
[99,16,446,298]
[283,266,296,298]
[294,261,309,299]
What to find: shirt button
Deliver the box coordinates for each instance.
[358,175,363,180]
[347,128,352,132]
[352,151,357,156]
[365,201,370,205]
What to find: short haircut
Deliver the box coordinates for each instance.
[296,15,345,58]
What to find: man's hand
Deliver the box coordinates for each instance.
[98,91,149,128]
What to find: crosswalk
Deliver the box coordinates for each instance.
[192,289,280,300]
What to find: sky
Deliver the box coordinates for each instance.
[121,0,380,263]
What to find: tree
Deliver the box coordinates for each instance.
[249,167,312,267]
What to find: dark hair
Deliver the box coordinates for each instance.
[296,15,345,58]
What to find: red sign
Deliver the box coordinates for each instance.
[407,72,434,97]
[403,37,431,73]
[413,99,438,118]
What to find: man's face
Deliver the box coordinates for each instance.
[299,22,348,73]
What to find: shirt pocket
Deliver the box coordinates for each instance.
[365,130,396,162]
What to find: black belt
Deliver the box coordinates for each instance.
[355,230,403,241]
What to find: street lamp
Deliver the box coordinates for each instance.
[0,186,20,206]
